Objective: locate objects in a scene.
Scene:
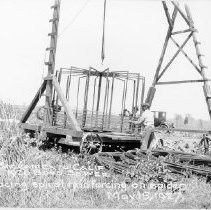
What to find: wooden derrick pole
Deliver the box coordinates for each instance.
[44,0,60,125]
[20,0,60,125]
[145,6,177,106]
[185,5,211,119]
[162,1,172,29]
[21,80,47,123]
[152,7,177,87]
[21,1,85,138]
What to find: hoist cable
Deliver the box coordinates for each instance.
[101,0,107,64]
[58,0,90,38]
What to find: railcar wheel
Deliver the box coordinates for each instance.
[159,123,168,129]
[80,133,103,155]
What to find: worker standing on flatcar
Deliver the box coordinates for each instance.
[123,107,139,133]
[129,106,139,132]
[199,133,211,155]
[129,103,155,151]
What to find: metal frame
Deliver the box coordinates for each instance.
[57,67,145,132]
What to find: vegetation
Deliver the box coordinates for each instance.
[171,113,211,130]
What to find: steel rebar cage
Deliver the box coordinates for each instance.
[53,66,145,132]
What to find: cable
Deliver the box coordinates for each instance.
[101,0,107,64]
[58,0,90,38]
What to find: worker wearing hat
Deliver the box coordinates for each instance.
[129,102,155,151]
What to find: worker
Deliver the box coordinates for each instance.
[129,106,139,132]
[199,133,211,155]
[123,107,139,133]
[156,138,164,149]
[129,102,155,151]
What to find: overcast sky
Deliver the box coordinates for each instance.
[0,0,211,120]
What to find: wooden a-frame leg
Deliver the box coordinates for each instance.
[21,80,47,123]
[52,76,82,132]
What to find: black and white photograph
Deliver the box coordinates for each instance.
[0,0,211,208]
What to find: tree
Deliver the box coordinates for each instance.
[174,114,183,128]
[184,115,189,125]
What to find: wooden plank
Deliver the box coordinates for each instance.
[156,127,211,134]
[156,79,209,85]
[20,123,41,131]
[107,132,136,137]
[170,36,201,74]
[20,123,82,138]
[21,80,47,123]
[171,28,193,35]
[58,138,80,146]
[99,132,140,141]
[158,32,193,81]
[99,134,141,141]
[52,76,82,132]
[44,125,82,138]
